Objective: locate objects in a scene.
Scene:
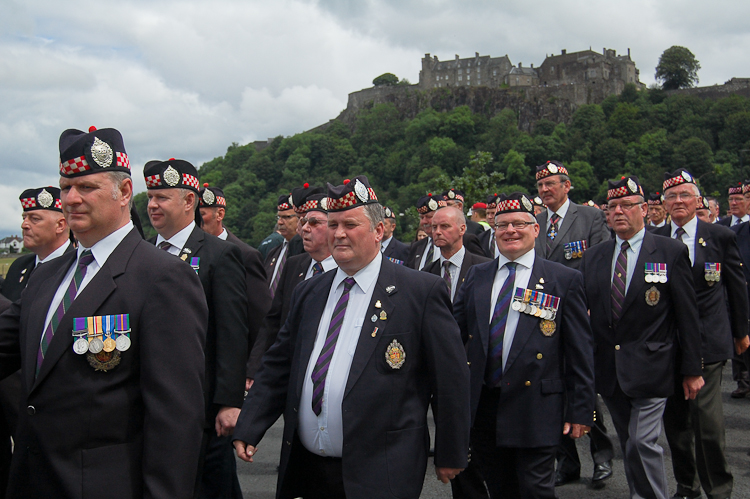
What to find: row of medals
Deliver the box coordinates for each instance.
[705,263,721,284]
[511,291,558,321]
[644,269,667,283]
[564,240,587,260]
[72,330,131,355]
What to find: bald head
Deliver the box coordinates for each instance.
[432,207,466,258]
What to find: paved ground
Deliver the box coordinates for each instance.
[237,363,750,498]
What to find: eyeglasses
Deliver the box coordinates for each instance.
[300,217,326,228]
[664,193,696,202]
[494,221,536,232]
[276,214,297,221]
[536,180,563,189]
[608,202,643,211]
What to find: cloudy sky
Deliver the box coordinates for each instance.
[1,0,748,237]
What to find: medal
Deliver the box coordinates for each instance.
[704,263,720,285]
[540,319,556,336]
[511,288,524,311]
[645,286,660,306]
[73,337,89,355]
[658,263,667,283]
[114,315,131,352]
[103,334,116,353]
[88,337,104,354]
[115,334,131,352]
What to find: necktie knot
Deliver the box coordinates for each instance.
[78,250,95,268]
[620,241,630,253]
[674,227,686,240]
[312,262,324,276]
[343,277,356,292]
[442,260,451,271]
[505,261,517,274]
[158,241,172,251]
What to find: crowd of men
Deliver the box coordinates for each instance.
[0,126,747,499]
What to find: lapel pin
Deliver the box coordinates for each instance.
[539,278,545,284]
[180,254,188,261]
[375,300,382,308]
[386,285,395,294]
[371,314,378,322]
[183,247,192,254]
[298,273,304,277]
[536,284,543,290]
[379,311,388,320]
[21,268,27,275]
[372,327,378,337]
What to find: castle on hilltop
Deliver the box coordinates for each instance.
[419,48,641,101]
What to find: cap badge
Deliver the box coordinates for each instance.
[386,285,396,294]
[428,198,438,211]
[448,190,455,199]
[320,198,328,211]
[163,166,180,187]
[90,137,114,168]
[203,189,216,205]
[548,164,558,174]
[354,179,369,202]
[37,189,54,208]
[385,339,406,369]
[627,178,637,193]
[522,196,532,211]
[384,207,392,217]
[288,195,293,206]
[681,171,692,182]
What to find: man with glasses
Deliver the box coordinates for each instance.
[582,175,704,499]
[717,183,748,227]
[533,160,614,487]
[454,192,595,498]
[655,169,748,499]
[265,193,304,296]
[248,184,337,378]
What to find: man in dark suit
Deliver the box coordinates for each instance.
[453,192,595,498]
[145,159,248,499]
[381,206,410,264]
[266,193,304,297]
[581,175,704,499]
[654,169,749,499]
[731,218,750,399]
[443,188,485,236]
[423,206,490,303]
[407,193,446,270]
[533,160,615,486]
[233,176,470,499]
[717,183,747,227]
[647,193,667,228]
[198,183,272,392]
[0,126,207,498]
[478,195,499,259]
[247,184,337,379]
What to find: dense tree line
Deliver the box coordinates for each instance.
[134,84,750,246]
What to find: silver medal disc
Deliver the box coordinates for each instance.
[529,305,538,315]
[116,335,131,352]
[88,338,104,354]
[73,338,89,355]
[511,301,522,312]
[658,275,667,283]
[645,274,653,283]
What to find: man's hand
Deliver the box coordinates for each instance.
[735,336,750,355]
[436,467,464,483]
[563,422,590,439]
[245,378,254,392]
[683,375,705,400]
[233,441,257,463]
[215,406,241,437]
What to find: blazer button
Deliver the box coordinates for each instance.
[536,353,543,360]
[615,345,621,350]
[293,407,298,412]
[468,335,473,339]
[467,361,471,366]
[525,381,531,386]
[286,441,291,446]
[27,406,35,415]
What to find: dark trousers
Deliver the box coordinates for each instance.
[731,349,750,389]
[450,445,490,499]
[0,372,21,499]
[298,446,346,499]
[556,396,614,476]
[663,361,732,499]
[194,430,243,499]
[472,386,556,499]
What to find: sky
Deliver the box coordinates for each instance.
[1,0,749,238]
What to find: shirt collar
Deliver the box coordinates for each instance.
[440,246,465,267]
[37,239,71,266]
[616,226,646,251]
[332,251,382,295]
[318,255,337,272]
[79,222,134,267]
[547,198,570,222]
[218,227,228,240]
[497,247,535,271]
[671,215,698,239]
[155,221,195,251]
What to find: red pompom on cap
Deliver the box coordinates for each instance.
[88,126,97,132]
[428,192,432,196]
[303,182,309,189]
[203,183,209,187]
[169,158,175,161]
[343,179,350,185]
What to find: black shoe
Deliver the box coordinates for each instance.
[731,386,750,398]
[428,447,435,457]
[591,461,612,488]
[554,469,580,486]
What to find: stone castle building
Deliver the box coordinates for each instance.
[420,47,641,97]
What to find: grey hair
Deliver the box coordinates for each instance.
[106,171,134,210]
[363,203,385,231]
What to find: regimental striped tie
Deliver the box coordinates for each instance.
[269,242,288,297]
[311,277,356,416]
[487,262,516,386]
[546,213,561,257]
[312,262,324,276]
[158,241,172,251]
[442,260,452,291]
[37,250,95,376]
[674,226,686,241]
[611,241,630,323]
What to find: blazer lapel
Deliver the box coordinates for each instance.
[504,260,549,373]
[551,203,578,253]
[344,261,397,398]
[620,232,655,317]
[476,259,499,357]
[178,226,204,261]
[295,272,333,396]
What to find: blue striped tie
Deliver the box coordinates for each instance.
[487,262,517,386]
[311,277,356,416]
[611,241,629,323]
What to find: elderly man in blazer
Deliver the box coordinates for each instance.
[453,192,595,498]
[654,169,749,499]
[581,175,704,499]
[381,206,410,265]
[266,194,304,296]
[0,126,207,498]
[423,206,490,303]
[233,176,470,499]
[533,160,614,486]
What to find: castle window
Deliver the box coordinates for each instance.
[458,76,462,81]
[478,61,481,65]
[458,69,462,74]
[493,70,497,76]
[467,75,471,80]
[551,66,555,74]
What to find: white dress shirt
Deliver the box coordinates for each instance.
[546,198,571,227]
[439,246,465,301]
[217,227,228,240]
[42,222,134,341]
[36,240,71,266]
[304,255,337,280]
[670,215,698,265]
[491,249,534,371]
[299,252,382,457]
[730,214,749,226]
[611,227,646,294]
[154,221,195,256]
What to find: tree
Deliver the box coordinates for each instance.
[655,46,700,90]
[372,73,399,86]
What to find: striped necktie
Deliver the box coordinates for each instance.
[37,250,95,375]
[158,241,172,251]
[311,277,356,416]
[546,213,560,256]
[487,262,517,386]
[312,262,324,276]
[611,241,629,323]
[674,226,686,241]
[442,260,452,291]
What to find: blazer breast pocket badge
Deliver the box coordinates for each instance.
[72,314,131,371]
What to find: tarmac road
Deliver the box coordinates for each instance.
[237,363,750,498]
